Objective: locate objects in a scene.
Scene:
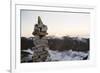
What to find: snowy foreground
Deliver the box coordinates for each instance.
[48,49,88,61]
[22,48,89,62]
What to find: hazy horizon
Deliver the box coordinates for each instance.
[21,10,90,38]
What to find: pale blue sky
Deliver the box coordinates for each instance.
[21,10,90,38]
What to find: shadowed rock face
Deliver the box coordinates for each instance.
[48,37,89,52]
[21,37,89,52]
[21,37,34,50]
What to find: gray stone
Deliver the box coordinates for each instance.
[33,47,50,62]
[32,16,50,62]
[32,16,48,36]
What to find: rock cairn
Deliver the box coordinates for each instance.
[32,16,50,62]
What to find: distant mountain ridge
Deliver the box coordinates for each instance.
[21,36,89,52]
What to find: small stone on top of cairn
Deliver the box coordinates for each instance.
[32,16,48,37]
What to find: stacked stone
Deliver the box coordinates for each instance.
[32,16,50,62]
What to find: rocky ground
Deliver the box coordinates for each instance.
[21,36,89,63]
[21,48,89,63]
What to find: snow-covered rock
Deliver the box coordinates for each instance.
[48,50,88,61]
[21,48,89,62]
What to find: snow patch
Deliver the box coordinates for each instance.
[48,50,88,61]
[21,48,89,62]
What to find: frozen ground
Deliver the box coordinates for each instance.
[48,49,89,61]
[21,48,89,62]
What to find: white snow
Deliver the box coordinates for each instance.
[22,48,89,62]
[48,49,88,61]
[22,48,33,55]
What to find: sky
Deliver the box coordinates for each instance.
[21,10,90,38]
